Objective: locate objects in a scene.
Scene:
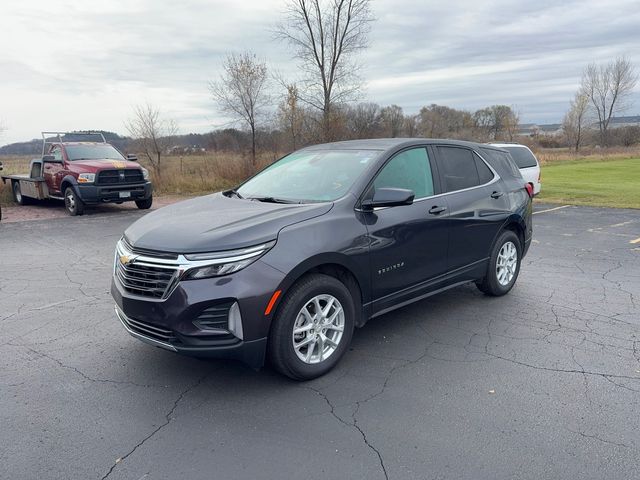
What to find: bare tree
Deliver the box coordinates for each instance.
[581,56,638,146]
[210,52,270,165]
[562,91,590,152]
[277,84,306,150]
[380,105,404,137]
[346,102,381,138]
[125,103,178,178]
[472,105,518,141]
[276,0,373,141]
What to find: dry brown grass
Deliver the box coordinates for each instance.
[0,153,275,204]
[535,145,640,165]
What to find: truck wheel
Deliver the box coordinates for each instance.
[268,274,355,380]
[64,187,84,216]
[12,181,29,205]
[135,196,153,210]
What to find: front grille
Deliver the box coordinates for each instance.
[194,302,233,332]
[119,311,177,343]
[116,260,177,299]
[97,169,144,185]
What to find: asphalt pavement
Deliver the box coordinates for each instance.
[1,203,639,479]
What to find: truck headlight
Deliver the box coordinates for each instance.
[182,241,275,280]
[78,173,96,183]
[141,168,150,181]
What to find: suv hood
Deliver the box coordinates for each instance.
[125,193,333,253]
[70,159,142,173]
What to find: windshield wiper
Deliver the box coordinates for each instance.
[246,196,299,204]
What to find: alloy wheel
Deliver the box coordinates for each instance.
[292,294,345,364]
[496,241,517,286]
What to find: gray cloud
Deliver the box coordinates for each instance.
[1,0,639,144]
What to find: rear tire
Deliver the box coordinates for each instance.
[268,274,355,380]
[64,187,84,216]
[135,196,153,210]
[476,230,521,296]
[12,181,28,205]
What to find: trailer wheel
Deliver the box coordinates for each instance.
[12,181,29,205]
[64,187,84,216]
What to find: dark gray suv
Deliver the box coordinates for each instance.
[111,139,532,380]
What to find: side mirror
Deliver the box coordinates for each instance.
[361,188,415,210]
[127,154,138,161]
[42,155,62,163]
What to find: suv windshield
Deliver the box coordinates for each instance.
[502,146,538,169]
[237,149,380,202]
[65,144,125,161]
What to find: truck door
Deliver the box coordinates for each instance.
[43,146,65,194]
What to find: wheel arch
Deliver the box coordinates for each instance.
[270,254,369,329]
[60,175,79,196]
[501,215,526,250]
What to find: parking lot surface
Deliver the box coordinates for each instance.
[1,203,639,479]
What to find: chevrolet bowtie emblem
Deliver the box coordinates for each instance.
[119,254,136,265]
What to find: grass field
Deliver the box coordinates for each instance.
[537,158,640,209]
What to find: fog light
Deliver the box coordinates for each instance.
[228,302,243,340]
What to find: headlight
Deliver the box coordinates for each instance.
[78,173,96,183]
[141,168,150,181]
[182,241,275,280]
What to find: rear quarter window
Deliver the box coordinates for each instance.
[503,147,538,169]
[479,148,522,179]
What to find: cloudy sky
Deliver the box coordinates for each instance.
[1,0,639,145]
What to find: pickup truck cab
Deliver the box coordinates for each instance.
[1,132,153,216]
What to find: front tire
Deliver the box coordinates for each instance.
[268,274,355,380]
[64,187,84,216]
[476,230,521,296]
[135,196,153,210]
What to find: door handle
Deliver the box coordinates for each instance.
[490,191,504,199]
[428,205,447,215]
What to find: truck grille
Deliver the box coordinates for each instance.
[97,169,144,185]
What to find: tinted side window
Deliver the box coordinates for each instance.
[437,147,479,192]
[374,148,434,198]
[479,148,522,179]
[474,154,494,184]
[503,146,538,168]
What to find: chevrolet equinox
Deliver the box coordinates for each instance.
[111,139,533,380]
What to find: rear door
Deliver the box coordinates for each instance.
[364,147,450,312]
[433,145,506,273]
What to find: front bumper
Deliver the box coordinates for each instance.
[77,181,152,205]
[110,259,286,368]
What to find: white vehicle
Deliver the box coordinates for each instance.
[490,143,541,195]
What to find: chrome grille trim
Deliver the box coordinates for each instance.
[113,238,275,301]
[115,306,178,351]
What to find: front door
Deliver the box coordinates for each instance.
[43,146,65,194]
[364,147,449,314]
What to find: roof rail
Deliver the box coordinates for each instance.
[41,131,107,156]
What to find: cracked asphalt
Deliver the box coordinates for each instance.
[1,203,639,479]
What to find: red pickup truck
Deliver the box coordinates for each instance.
[1,132,153,216]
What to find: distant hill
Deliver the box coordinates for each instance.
[0,131,131,155]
